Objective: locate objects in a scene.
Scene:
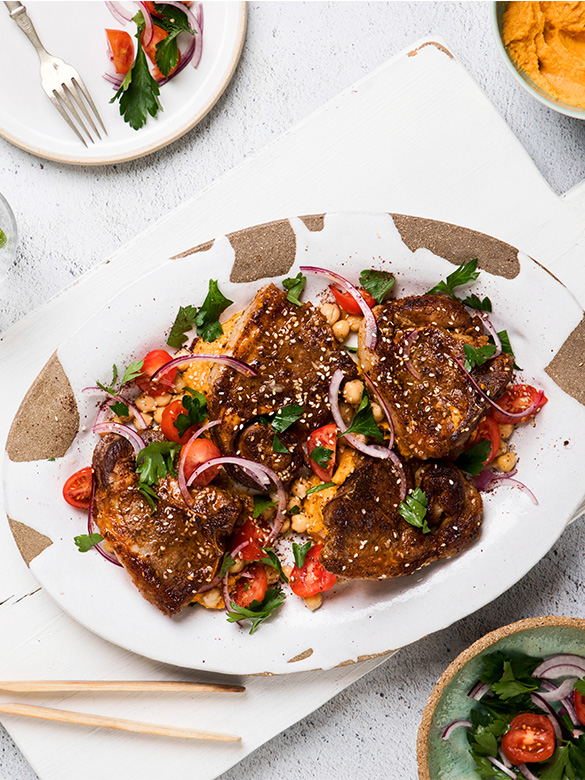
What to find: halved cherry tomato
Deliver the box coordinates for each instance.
[63,467,93,510]
[229,519,267,561]
[468,413,500,464]
[575,690,585,726]
[105,29,134,75]
[144,1,192,16]
[290,543,337,598]
[329,285,375,315]
[135,349,177,394]
[501,713,555,765]
[491,384,548,425]
[161,399,197,444]
[233,563,267,608]
[142,25,181,80]
[307,423,337,482]
[180,438,221,486]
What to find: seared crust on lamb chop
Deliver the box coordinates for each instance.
[358,294,513,460]
[92,434,242,615]
[207,283,357,487]
[321,456,482,579]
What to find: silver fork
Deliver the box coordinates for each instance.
[4,1,107,146]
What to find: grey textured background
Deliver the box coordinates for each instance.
[1,2,585,779]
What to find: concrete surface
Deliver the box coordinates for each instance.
[1,2,585,779]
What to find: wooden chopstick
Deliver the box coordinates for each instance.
[0,680,245,693]
[0,702,241,741]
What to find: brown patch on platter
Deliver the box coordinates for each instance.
[8,518,52,566]
[417,616,585,780]
[6,354,79,462]
[228,219,296,283]
[391,214,520,279]
[407,41,454,59]
[546,315,585,406]
[299,214,325,232]
[287,648,314,664]
[171,239,215,260]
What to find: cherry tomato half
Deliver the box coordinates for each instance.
[307,423,337,482]
[105,29,134,74]
[63,467,93,510]
[180,438,221,486]
[233,563,268,608]
[501,713,555,765]
[142,25,181,80]
[575,690,585,726]
[290,543,337,598]
[492,384,548,425]
[135,349,177,394]
[161,399,198,444]
[329,285,375,315]
[468,413,501,464]
[229,519,267,562]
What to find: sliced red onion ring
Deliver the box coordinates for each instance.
[177,420,221,507]
[486,756,517,779]
[533,654,585,679]
[151,354,257,382]
[195,575,220,594]
[453,357,545,422]
[468,680,490,701]
[92,422,145,453]
[573,728,584,739]
[82,387,147,429]
[498,748,513,770]
[222,571,232,613]
[479,313,502,358]
[196,2,203,33]
[87,474,123,568]
[517,764,540,780]
[363,371,395,449]
[530,693,564,740]
[187,457,286,544]
[106,1,133,23]
[402,328,421,380]
[300,265,378,349]
[103,71,124,88]
[137,2,154,46]
[441,720,472,739]
[538,678,578,701]
[157,29,198,84]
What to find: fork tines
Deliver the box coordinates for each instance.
[46,74,107,147]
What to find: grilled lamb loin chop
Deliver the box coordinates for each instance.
[207,283,357,486]
[358,294,513,460]
[321,456,482,579]
[92,434,242,615]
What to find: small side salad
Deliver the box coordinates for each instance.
[443,651,585,779]
[104,1,203,129]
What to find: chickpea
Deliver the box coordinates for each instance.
[282,564,293,580]
[265,566,280,585]
[279,519,291,535]
[496,451,516,472]
[371,402,384,423]
[495,440,508,458]
[201,588,222,609]
[135,394,157,413]
[291,512,309,533]
[173,375,187,392]
[288,497,301,511]
[154,392,172,407]
[346,315,362,332]
[499,423,514,440]
[153,407,165,425]
[292,480,308,499]
[339,402,354,426]
[139,413,153,427]
[103,539,115,554]
[230,558,246,574]
[332,319,350,341]
[320,302,341,326]
[343,379,364,405]
[304,594,323,611]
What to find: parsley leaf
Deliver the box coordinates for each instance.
[428,258,480,298]
[289,505,300,516]
[219,553,236,578]
[226,588,286,634]
[96,364,118,394]
[111,13,162,130]
[74,533,103,552]
[455,440,491,475]
[359,269,395,303]
[150,4,194,78]
[138,483,159,513]
[305,482,336,496]
[292,541,311,568]
[135,441,182,485]
[261,549,289,582]
[252,496,277,518]
[167,305,198,349]
[575,677,585,696]
[270,404,304,433]
[491,660,539,700]
[539,741,585,780]
[195,280,233,342]
[462,293,492,312]
[490,329,522,371]
[282,272,306,306]
[110,401,129,418]
[463,343,496,372]
[345,345,358,354]
[340,392,383,443]
[272,435,290,454]
[173,389,207,437]
[399,487,430,533]
[121,359,145,385]
[309,445,333,467]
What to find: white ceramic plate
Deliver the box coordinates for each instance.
[0,1,246,165]
[5,213,585,675]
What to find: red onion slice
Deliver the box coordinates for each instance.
[486,756,517,779]
[479,313,502,358]
[530,693,564,740]
[363,371,395,449]
[137,2,154,46]
[517,764,541,780]
[103,71,124,88]
[151,354,257,381]
[300,266,378,349]
[468,680,490,701]
[498,749,513,770]
[533,654,585,678]
[538,678,579,702]
[157,29,198,84]
[441,720,472,739]
[87,474,123,568]
[106,1,133,23]
[187,456,286,544]
[92,422,145,453]
[401,328,421,380]
[177,420,221,507]
[195,575,221,594]
[453,357,545,422]
[196,2,203,33]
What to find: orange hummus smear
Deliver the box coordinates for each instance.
[181,312,241,395]
[503,2,585,109]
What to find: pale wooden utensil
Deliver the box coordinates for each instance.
[0,680,245,694]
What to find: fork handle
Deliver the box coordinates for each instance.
[4,1,50,60]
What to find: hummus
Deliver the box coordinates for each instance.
[502,2,585,109]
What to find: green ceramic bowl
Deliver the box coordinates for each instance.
[417,616,585,779]
[492,2,585,120]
